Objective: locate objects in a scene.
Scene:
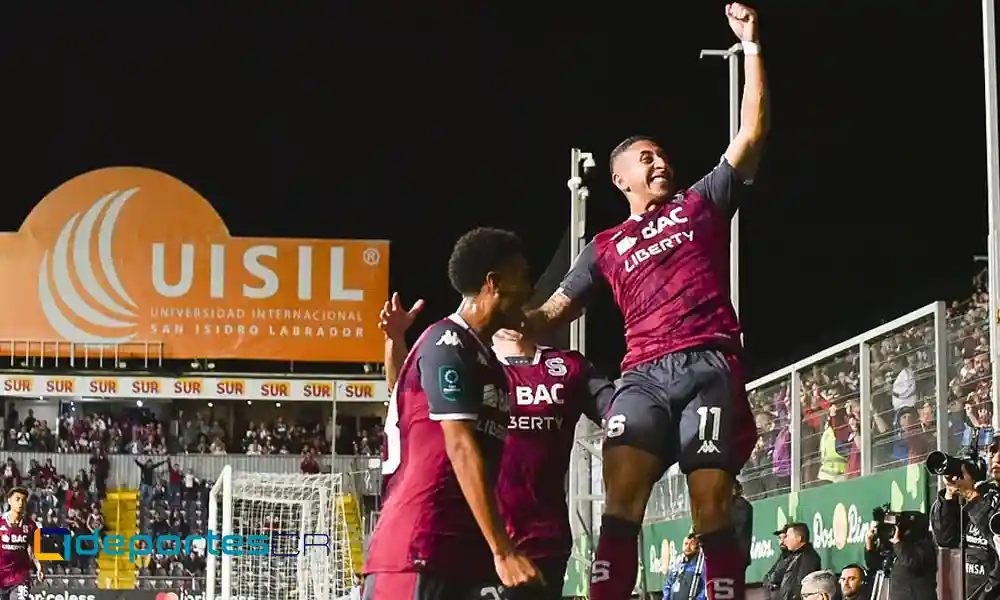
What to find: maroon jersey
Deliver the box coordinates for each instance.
[365,314,510,578]
[379,434,395,500]
[558,159,747,372]
[496,347,613,560]
[0,513,35,587]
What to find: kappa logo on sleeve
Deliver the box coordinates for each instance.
[436,330,463,347]
[438,367,465,402]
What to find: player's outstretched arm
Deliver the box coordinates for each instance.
[520,241,601,337]
[722,3,769,183]
[378,293,423,391]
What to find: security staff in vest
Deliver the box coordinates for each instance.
[819,402,849,484]
[931,440,1000,600]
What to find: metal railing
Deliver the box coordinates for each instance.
[641,299,988,522]
[0,453,378,489]
[0,339,165,369]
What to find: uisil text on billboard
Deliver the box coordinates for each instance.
[34,528,330,562]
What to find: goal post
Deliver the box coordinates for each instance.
[207,465,360,600]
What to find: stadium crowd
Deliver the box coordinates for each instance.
[2,407,385,458]
[740,269,993,500]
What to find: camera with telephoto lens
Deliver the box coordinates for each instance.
[925,427,988,480]
[872,505,927,551]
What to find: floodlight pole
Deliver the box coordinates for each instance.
[568,149,593,355]
[700,44,743,318]
[567,148,597,564]
[982,0,1000,428]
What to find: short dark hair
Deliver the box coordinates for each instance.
[609,135,659,173]
[447,228,523,296]
[841,563,866,577]
[7,487,28,499]
[788,522,810,543]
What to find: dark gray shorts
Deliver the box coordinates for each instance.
[364,572,501,600]
[602,348,756,475]
[502,555,568,600]
[0,582,29,600]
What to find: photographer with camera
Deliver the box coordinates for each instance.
[930,444,1000,600]
[863,509,937,600]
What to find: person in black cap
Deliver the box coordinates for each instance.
[776,522,822,600]
[763,524,791,600]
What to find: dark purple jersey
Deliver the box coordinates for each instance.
[558,159,749,372]
[365,314,510,578]
[0,513,35,587]
[496,347,614,560]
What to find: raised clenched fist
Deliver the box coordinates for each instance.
[725,3,758,43]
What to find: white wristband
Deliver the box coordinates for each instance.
[742,41,761,55]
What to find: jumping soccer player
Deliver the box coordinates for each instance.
[363,228,542,600]
[380,294,616,600]
[0,487,44,600]
[514,6,769,600]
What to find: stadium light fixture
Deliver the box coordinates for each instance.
[700,43,743,318]
[982,0,1000,427]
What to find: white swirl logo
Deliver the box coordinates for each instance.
[38,189,140,343]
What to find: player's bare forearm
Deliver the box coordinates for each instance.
[724,51,769,181]
[29,546,44,581]
[523,291,583,336]
[384,338,409,392]
[440,420,513,557]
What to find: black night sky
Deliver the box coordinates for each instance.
[3,2,991,379]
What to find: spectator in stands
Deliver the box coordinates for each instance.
[90,448,109,498]
[799,571,838,600]
[136,458,166,503]
[775,523,821,600]
[764,525,791,600]
[839,564,870,600]
[662,534,706,600]
[732,482,753,567]
[301,450,321,474]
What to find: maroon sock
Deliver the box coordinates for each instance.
[589,515,640,600]
[699,528,746,600]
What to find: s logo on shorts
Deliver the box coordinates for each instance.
[605,415,626,438]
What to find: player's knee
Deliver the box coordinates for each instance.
[687,468,733,534]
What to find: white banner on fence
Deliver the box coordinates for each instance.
[0,374,387,402]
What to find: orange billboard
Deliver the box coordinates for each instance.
[0,167,389,362]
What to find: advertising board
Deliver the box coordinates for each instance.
[0,167,389,362]
[0,374,387,402]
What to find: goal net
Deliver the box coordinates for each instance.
[206,466,361,600]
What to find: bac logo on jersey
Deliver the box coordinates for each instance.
[515,384,564,405]
[544,357,567,377]
[640,207,688,239]
[438,367,464,402]
[615,236,637,255]
[436,330,463,347]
